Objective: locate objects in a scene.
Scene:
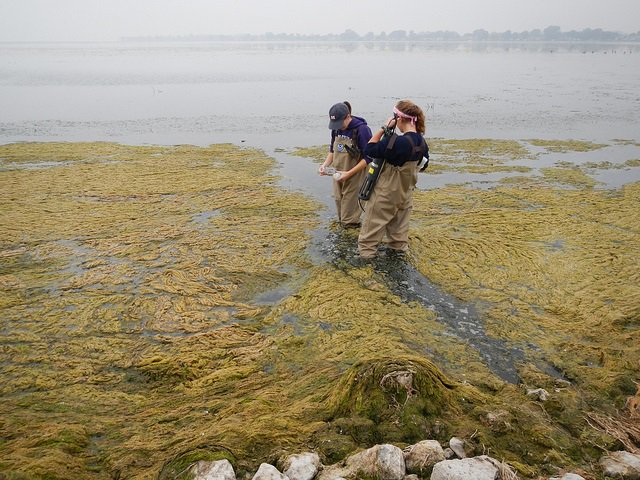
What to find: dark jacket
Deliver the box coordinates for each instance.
[364,131,427,167]
[329,116,373,161]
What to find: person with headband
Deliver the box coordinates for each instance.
[358,99,429,258]
[319,101,372,228]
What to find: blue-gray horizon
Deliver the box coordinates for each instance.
[0,0,638,43]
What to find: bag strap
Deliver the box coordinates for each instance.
[344,126,363,159]
[386,133,398,151]
[405,134,427,160]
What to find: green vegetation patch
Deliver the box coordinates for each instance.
[526,139,608,153]
[540,166,598,187]
[431,138,531,162]
[435,164,532,175]
[583,159,640,170]
[423,139,534,175]
[290,146,327,164]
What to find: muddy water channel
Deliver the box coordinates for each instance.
[1,139,639,479]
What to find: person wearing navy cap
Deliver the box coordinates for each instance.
[319,101,372,227]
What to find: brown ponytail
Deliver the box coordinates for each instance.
[395,100,426,134]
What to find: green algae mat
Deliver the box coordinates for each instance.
[1,141,638,479]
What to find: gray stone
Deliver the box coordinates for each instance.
[315,464,348,480]
[252,463,288,480]
[526,388,550,402]
[431,457,498,480]
[448,437,466,459]
[345,444,406,480]
[444,448,456,459]
[600,451,640,479]
[281,452,321,480]
[403,440,445,475]
[191,459,237,480]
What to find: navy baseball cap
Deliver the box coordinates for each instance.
[328,103,349,129]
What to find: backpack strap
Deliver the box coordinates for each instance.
[351,126,359,147]
[405,134,427,160]
[386,133,399,151]
[344,126,363,159]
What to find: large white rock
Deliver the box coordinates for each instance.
[281,452,321,480]
[191,459,237,480]
[345,444,406,480]
[252,463,288,480]
[550,474,586,480]
[431,457,498,480]
[600,451,640,479]
[403,440,445,475]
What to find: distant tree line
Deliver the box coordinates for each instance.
[123,26,640,43]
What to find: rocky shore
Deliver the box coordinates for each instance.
[190,440,640,480]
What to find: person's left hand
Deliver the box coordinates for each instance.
[386,116,398,129]
[333,171,347,182]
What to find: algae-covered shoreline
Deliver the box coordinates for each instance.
[0,140,639,479]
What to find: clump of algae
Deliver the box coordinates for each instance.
[428,138,534,174]
[326,357,459,434]
[526,139,608,153]
[540,166,598,187]
[583,159,640,170]
[290,146,327,164]
[430,138,531,161]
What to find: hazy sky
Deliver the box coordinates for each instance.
[0,0,638,42]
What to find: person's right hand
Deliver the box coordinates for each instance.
[318,165,326,175]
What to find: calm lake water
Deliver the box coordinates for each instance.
[1,40,640,149]
[2,41,640,194]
